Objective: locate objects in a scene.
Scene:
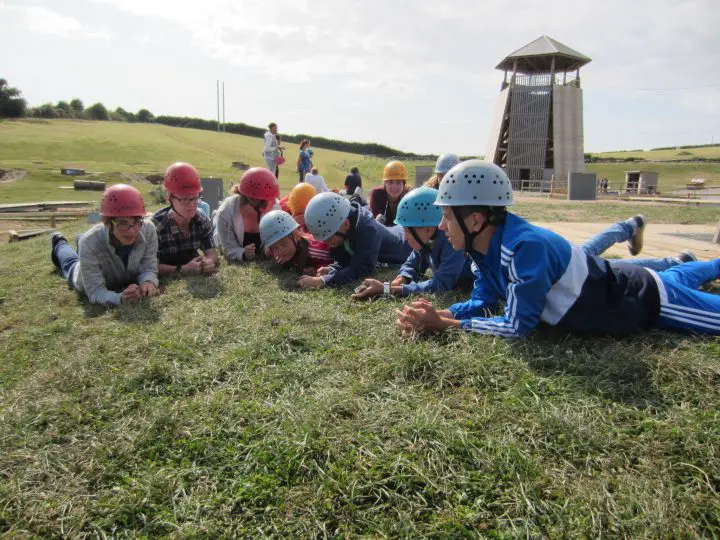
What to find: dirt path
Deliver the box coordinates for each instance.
[538,222,718,260]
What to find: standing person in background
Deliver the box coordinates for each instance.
[344,167,362,195]
[274,133,285,180]
[424,153,460,189]
[297,139,312,183]
[263,122,284,173]
[369,160,411,227]
[304,167,330,193]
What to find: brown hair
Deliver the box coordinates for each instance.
[300,139,310,149]
[268,122,277,129]
[423,174,441,189]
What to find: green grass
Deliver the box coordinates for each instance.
[1,219,719,536]
[0,119,375,205]
[585,162,720,193]
[596,145,720,161]
[514,201,719,225]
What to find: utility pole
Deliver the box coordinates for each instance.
[216,80,220,132]
[222,81,226,132]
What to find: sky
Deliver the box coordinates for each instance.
[1,0,719,155]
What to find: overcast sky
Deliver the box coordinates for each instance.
[2,0,719,155]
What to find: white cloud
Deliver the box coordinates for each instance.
[0,2,111,39]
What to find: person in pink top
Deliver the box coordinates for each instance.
[213,168,280,262]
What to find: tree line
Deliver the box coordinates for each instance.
[0,77,415,158]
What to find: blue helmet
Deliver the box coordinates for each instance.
[435,153,460,174]
[259,210,299,248]
[395,187,443,228]
[304,192,352,241]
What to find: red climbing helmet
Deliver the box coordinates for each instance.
[238,167,280,201]
[100,184,146,217]
[164,162,202,197]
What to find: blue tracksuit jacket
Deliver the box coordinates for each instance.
[449,213,660,337]
[322,203,412,287]
[398,229,474,295]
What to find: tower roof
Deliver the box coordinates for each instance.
[496,35,591,72]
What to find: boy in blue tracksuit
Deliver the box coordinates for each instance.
[300,193,412,289]
[397,160,720,337]
[352,187,474,299]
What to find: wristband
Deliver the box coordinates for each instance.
[383,282,390,295]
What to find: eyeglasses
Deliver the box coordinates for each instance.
[173,196,200,204]
[112,217,143,231]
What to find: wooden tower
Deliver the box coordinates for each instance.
[486,36,591,191]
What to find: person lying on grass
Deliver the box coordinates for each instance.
[397,160,720,337]
[285,182,317,231]
[153,162,217,277]
[259,210,334,275]
[299,192,413,289]
[50,184,159,306]
[352,186,473,299]
[214,167,280,263]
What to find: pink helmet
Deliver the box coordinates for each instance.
[100,184,146,217]
[239,167,280,201]
[164,162,202,197]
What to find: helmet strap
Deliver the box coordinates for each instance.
[409,227,434,256]
[451,207,487,254]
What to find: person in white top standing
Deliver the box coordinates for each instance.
[263,122,283,173]
[304,167,330,193]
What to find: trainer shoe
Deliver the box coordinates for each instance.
[50,232,68,268]
[627,215,646,256]
[675,249,698,264]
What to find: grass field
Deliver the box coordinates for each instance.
[0,119,381,205]
[1,118,719,535]
[1,217,719,536]
[595,145,720,161]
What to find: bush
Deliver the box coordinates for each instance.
[31,103,60,118]
[0,78,27,118]
[70,98,84,114]
[137,109,154,123]
[86,102,109,121]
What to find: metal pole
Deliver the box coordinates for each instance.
[222,81,226,132]
[216,80,220,132]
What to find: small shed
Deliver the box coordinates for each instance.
[625,171,659,194]
[415,166,434,187]
[200,178,225,211]
[567,172,597,201]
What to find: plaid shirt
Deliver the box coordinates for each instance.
[152,207,215,267]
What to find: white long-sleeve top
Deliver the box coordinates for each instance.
[263,131,278,158]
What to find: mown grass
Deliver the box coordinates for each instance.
[1,222,719,537]
[0,119,370,205]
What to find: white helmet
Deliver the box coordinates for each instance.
[435,160,514,207]
[259,210,299,249]
[435,153,460,174]
[304,192,352,241]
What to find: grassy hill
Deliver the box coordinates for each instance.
[595,145,720,161]
[0,119,437,205]
[587,146,720,192]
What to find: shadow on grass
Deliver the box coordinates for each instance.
[185,275,224,299]
[80,296,161,322]
[511,326,668,410]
